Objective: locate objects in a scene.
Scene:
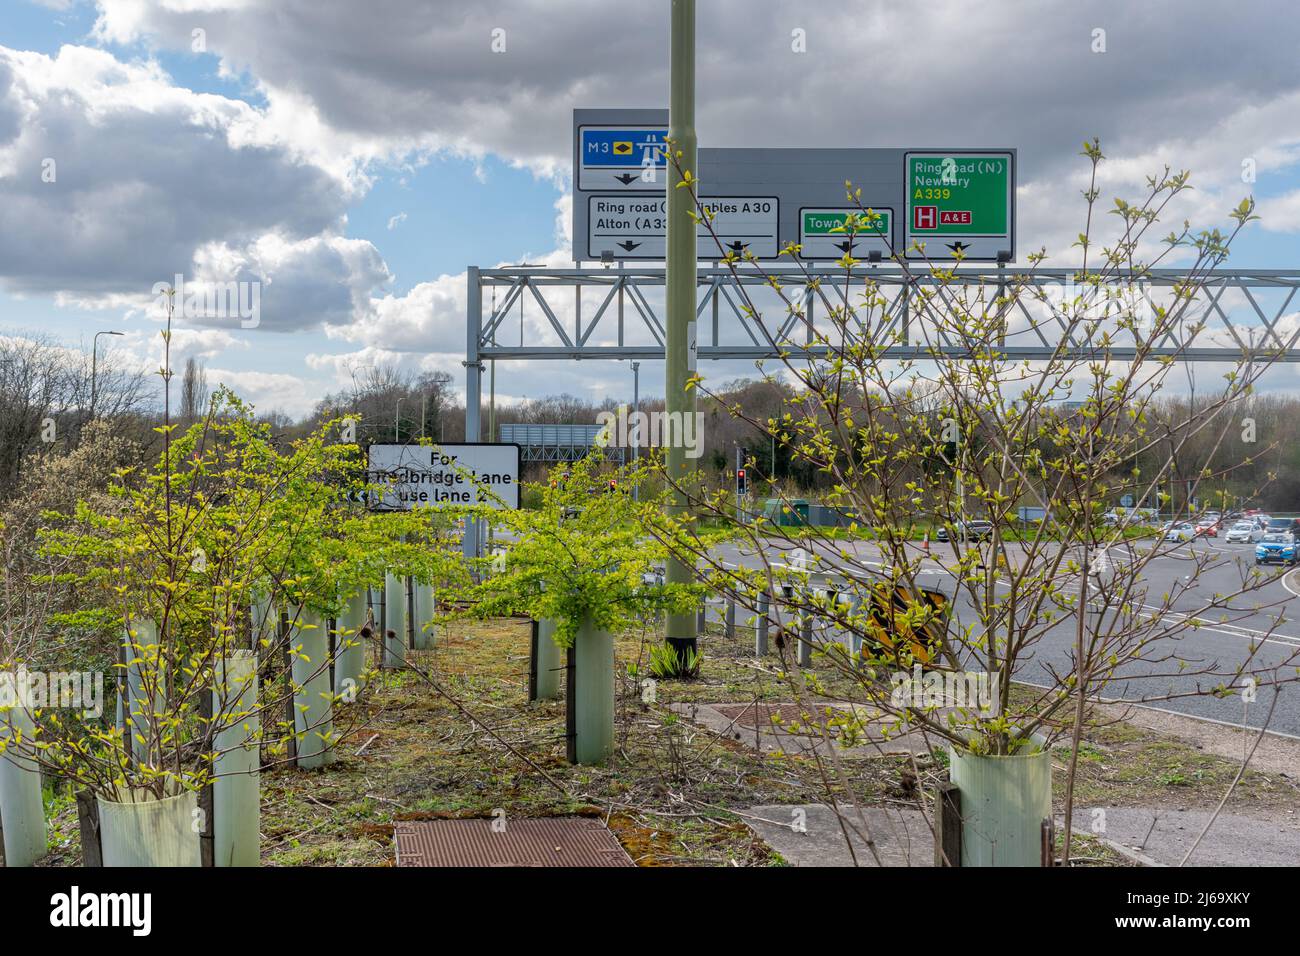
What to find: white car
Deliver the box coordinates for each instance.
[1163,522,1195,542]
[1225,520,1263,543]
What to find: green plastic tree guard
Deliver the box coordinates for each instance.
[533,618,563,701]
[572,616,615,765]
[290,608,335,769]
[213,650,259,866]
[949,738,1052,867]
[98,787,200,867]
[250,589,275,647]
[116,616,163,764]
[382,573,406,668]
[334,590,368,699]
[412,582,436,650]
[0,704,47,866]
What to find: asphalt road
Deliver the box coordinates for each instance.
[706,535,1300,738]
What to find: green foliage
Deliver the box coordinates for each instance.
[662,140,1289,758]
[23,388,459,798]
[648,641,700,679]
[463,453,708,647]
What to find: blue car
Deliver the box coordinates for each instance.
[1255,532,1298,566]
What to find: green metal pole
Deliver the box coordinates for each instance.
[665,0,699,662]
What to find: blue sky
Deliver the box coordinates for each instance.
[2,0,1298,418]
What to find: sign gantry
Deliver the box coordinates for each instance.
[462,109,1300,476]
[573,108,1016,264]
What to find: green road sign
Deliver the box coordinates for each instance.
[799,207,893,259]
[904,152,1013,260]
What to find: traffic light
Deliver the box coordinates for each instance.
[735,468,747,496]
[607,478,618,493]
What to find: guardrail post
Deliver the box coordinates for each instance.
[797,587,813,667]
[848,593,864,666]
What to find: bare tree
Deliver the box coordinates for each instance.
[179,356,209,424]
[648,142,1300,865]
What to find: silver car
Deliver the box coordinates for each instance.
[1225,520,1263,543]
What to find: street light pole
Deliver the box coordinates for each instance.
[665,0,699,661]
[90,330,124,420]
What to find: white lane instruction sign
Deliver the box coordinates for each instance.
[586,195,779,260]
[366,443,520,511]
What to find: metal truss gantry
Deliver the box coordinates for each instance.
[497,423,626,464]
[463,265,1300,441]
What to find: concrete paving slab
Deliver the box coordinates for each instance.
[746,804,933,866]
[670,701,932,757]
[745,803,1300,868]
[1078,807,1300,867]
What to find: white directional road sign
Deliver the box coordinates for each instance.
[799,207,894,260]
[577,124,668,191]
[573,109,1015,262]
[366,443,520,511]
[587,195,779,260]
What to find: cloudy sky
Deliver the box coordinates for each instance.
[2,0,1299,419]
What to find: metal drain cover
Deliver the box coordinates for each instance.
[395,816,634,867]
[712,702,818,731]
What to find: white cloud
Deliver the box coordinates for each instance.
[5,1,1300,418]
[86,1,1300,179]
[1258,190,1300,233]
[0,45,350,300]
[206,367,315,418]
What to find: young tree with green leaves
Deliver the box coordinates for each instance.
[655,140,1300,864]
[461,453,707,762]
